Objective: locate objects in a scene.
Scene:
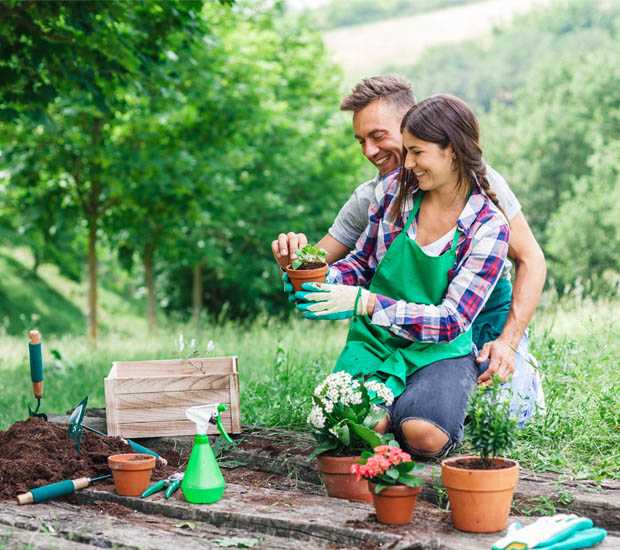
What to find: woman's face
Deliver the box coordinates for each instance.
[402,130,457,192]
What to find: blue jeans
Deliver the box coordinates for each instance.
[385,353,483,458]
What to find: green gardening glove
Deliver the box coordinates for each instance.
[295,283,371,320]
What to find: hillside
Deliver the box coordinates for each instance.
[322,0,551,85]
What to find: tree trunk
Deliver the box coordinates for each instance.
[144,243,156,332]
[192,262,203,325]
[87,219,98,341]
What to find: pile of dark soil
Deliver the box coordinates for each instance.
[0,418,170,499]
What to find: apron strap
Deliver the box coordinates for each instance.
[403,192,422,232]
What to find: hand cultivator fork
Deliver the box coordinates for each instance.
[27,330,47,421]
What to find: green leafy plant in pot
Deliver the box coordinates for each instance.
[352,443,424,525]
[308,372,394,502]
[441,375,519,533]
[286,244,328,292]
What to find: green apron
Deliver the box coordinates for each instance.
[472,277,512,351]
[334,192,472,399]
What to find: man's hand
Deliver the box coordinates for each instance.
[271,232,308,269]
[295,283,374,320]
[476,339,516,384]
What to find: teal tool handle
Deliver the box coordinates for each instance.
[31,480,75,503]
[142,480,166,498]
[542,528,607,550]
[28,343,43,383]
[127,439,162,459]
[165,479,181,499]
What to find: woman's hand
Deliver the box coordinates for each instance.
[295,283,374,320]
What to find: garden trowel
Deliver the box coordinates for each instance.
[68,396,88,453]
[66,398,166,463]
[27,330,47,420]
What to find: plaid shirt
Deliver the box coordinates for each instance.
[327,172,510,343]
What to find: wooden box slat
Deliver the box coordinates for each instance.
[105,356,241,438]
[115,390,229,409]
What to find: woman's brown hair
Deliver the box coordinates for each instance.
[392,93,502,219]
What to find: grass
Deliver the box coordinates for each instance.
[0,250,618,480]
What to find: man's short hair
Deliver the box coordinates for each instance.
[340,75,415,113]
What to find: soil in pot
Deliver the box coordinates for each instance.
[317,455,372,503]
[441,455,519,533]
[286,263,328,292]
[108,453,157,496]
[369,483,421,525]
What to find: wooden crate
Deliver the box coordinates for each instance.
[104,356,241,438]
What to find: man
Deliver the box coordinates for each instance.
[272,75,546,385]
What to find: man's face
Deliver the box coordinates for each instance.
[352,100,404,176]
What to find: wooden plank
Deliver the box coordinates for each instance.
[115,405,232,424]
[115,389,230,410]
[103,377,119,436]
[112,374,230,395]
[229,362,241,433]
[116,415,238,438]
[113,356,236,378]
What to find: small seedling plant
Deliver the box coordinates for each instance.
[291,244,327,269]
[351,443,424,494]
[308,372,394,457]
[467,374,518,467]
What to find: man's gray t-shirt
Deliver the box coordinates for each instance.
[328,165,520,279]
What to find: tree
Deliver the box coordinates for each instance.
[1,1,210,340]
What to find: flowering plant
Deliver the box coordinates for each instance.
[307,371,395,458]
[351,444,424,494]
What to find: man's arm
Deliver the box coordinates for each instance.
[317,234,350,264]
[477,212,547,382]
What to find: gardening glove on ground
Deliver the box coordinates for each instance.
[295,283,372,320]
[492,514,607,550]
[281,272,296,303]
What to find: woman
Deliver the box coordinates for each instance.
[295,94,533,458]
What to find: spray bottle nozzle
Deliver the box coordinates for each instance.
[186,403,233,445]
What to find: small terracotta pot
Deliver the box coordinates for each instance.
[441,455,519,533]
[316,455,372,503]
[286,263,328,292]
[369,482,421,525]
[108,453,156,496]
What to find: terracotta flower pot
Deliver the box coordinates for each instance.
[286,263,328,292]
[108,453,156,496]
[441,455,519,533]
[369,482,421,525]
[316,455,372,503]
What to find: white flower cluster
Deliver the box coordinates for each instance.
[364,380,394,406]
[307,372,364,430]
[314,371,363,408]
[308,404,326,429]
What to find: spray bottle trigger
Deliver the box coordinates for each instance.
[211,403,234,445]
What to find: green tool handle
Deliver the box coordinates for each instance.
[83,425,163,461]
[28,342,44,399]
[142,479,166,497]
[16,474,112,505]
[165,479,181,499]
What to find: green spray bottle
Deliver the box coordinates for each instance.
[181,403,233,504]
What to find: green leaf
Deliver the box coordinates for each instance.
[213,537,259,548]
[309,440,338,459]
[399,474,423,488]
[385,467,399,480]
[373,482,388,494]
[348,421,382,449]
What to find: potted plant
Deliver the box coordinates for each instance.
[351,444,424,525]
[441,375,519,533]
[286,244,328,292]
[308,372,394,502]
